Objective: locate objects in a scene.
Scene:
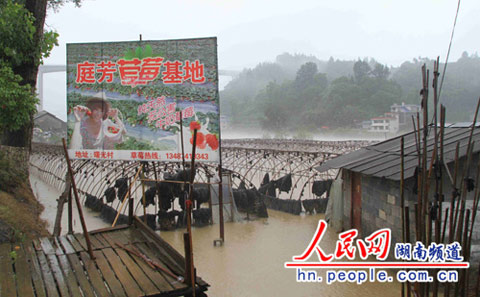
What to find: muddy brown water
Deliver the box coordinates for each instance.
[31,173,399,297]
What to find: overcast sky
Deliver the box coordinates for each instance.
[41,0,480,120]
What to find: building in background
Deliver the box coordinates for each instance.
[33,110,66,144]
[367,103,420,135]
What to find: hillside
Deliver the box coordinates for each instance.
[221,52,480,134]
[0,147,48,243]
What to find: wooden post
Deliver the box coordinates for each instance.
[141,170,147,223]
[68,184,73,234]
[207,176,213,225]
[185,129,198,297]
[183,232,192,295]
[61,138,95,260]
[475,261,480,297]
[128,177,134,225]
[230,174,234,222]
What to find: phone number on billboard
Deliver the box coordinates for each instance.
[166,153,209,160]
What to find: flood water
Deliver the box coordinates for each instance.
[31,171,400,297]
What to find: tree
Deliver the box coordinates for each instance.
[353,59,371,82]
[294,62,318,90]
[0,0,80,148]
[371,62,390,79]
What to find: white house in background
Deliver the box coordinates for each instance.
[390,102,421,126]
[368,113,399,134]
[367,103,421,135]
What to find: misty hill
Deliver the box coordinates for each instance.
[221,52,480,133]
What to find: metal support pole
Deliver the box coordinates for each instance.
[218,164,225,241]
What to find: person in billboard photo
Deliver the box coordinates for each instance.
[70,97,126,150]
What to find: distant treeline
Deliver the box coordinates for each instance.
[220,52,480,133]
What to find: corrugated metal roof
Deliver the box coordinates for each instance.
[315,125,480,181]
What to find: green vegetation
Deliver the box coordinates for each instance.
[0,151,48,242]
[0,0,80,242]
[0,1,44,139]
[221,52,480,133]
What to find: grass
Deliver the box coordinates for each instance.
[0,150,48,243]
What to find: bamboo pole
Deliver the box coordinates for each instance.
[432,61,440,297]
[454,98,480,242]
[449,142,460,243]
[400,137,405,297]
[405,205,411,297]
[421,65,430,248]
[446,142,460,297]
[112,164,144,227]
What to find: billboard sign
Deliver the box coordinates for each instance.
[66,37,219,162]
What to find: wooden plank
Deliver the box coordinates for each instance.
[52,238,65,255]
[113,247,159,295]
[101,248,143,297]
[92,233,108,249]
[89,224,129,235]
[24,245,46,297]
[66,234,83,252]
[123,227,145,244]
[100,232,123,248]
[47,254,70,296]
[86,250,126,297]
[86,233,102,250]
[102,230,176,291]
[117,228,146,244]
[132,227,206,287]
[102,230,129,245]
[127,227,184,278]
[67,253,103,297]
[32,238,42,251]
[36,251,60,297]
[135,217,207,287]
[135,217,186,267]
[125,243,176,292]
[13,245,35,297]
[58,236,76,255]
[56,255,83,297]
[0,243,16,297]
[135,242,186,290]
[73,234,87,251]
[138,230,185,277]
[39,237,56,255]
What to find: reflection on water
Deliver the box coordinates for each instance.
[160,210,400,297]
[30,174,108,234]
[31,172,398,297]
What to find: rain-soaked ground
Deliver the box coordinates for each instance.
[31,172,400,297]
